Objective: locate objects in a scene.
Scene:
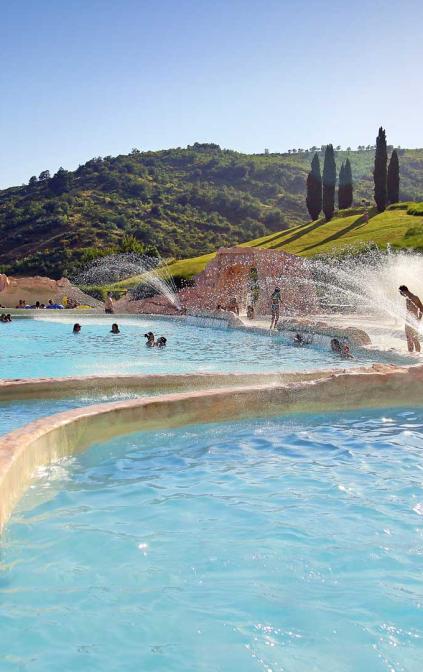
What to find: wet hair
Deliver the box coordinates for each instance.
[156,336,167,347]
[73,323,81,333]
[331,338,342,352]
[111,323,120,333]
[144,332,154,339]
[399,285,408,293]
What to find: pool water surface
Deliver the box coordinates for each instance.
[0,315,408,379]
[2,408,423,671]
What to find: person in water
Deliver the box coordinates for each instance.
[399,285,423,353]
[330,338,342,354]
[270,287,282,330]
[246,291,254,320]
[144,331,155,346]
[155,336,167,347]
[73,323,81,333]
[331,337,353,358]
[226,297,239,315]
[105,293,114,314]
[111,323,120,334]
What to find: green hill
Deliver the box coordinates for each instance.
[1,143,423,279]
[103,203,423,294]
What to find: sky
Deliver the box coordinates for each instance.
[1,0,423,187]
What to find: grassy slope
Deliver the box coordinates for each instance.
[149,205,423,283]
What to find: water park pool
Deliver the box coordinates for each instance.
[0,315,408,379]
[0,392,144,436]
[2,408,423,671]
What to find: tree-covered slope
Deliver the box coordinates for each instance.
[1,143,423,278]
[155,203,423,283]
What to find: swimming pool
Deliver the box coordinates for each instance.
[0,315,408,379]
[0,392,145,436]
[2,408,423,671]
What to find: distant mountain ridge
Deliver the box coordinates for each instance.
[1,143,423,278]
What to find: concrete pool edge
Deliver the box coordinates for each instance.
[0,370,341,400]
[1,362,423,532]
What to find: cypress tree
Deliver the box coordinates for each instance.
[306,152,322,220]
[323,144,336,221]
[338,162,345,209]
[373,127,387,212]
[387,149,400,204]
[343,158,353,208]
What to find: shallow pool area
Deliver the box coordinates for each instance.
[0,392,145,436]
[2,408,423,671]
[0,315,408,379]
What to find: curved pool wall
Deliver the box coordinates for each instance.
[2,362,423,532]
[0,370,333,401]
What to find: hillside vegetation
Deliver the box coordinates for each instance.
[1,143,423,278]
[103,203,423,293]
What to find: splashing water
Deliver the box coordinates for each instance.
[74,253,180,308]
[259,246,423,328]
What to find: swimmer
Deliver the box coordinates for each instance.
[399,285,423,353]
[293,333,304,346]
[331,337,353,358]
[330,338,342,354]
[105,292,114,314]
[111,323,120,334]
[226,297,239,315]
[155,336,167,347]
[73,323,81,333]
[144,331,155,347]
[270,287,282,330]
[341,343,353,359]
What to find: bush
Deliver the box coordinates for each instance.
[407,203,423,216]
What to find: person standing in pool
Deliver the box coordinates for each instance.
[399,285,423,353]
[105,293,114,314]
[270,287,282,330]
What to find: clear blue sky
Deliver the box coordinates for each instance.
[1,0,422,187]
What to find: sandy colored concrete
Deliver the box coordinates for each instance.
[0,370,334,401]
[1,362,423,532]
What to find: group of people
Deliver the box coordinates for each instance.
[144,331,167,347]
[72,323,167,347]
[0,313,12,323]
[16,299,65,309]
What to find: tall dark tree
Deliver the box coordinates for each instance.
[373,127,388,212]
[306,152,322,220]
[322,144,336,221]
[343,158,353,208]
[338,162,345,209]
[387,149,400,204]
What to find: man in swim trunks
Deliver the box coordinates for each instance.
[270,287,281,330]
[105,293,114,314]
[399,285,423,352]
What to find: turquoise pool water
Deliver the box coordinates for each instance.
[0,315,407,379]
[0,392,143,436]
[2,408,423,671]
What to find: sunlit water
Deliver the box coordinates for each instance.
[0,392,147,436]
[0,316,410,380]
[2,409,423,671]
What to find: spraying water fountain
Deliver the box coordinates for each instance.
[74,253,181,310]
[268,246,423,351]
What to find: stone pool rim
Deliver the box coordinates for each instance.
[1,361,423,533]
